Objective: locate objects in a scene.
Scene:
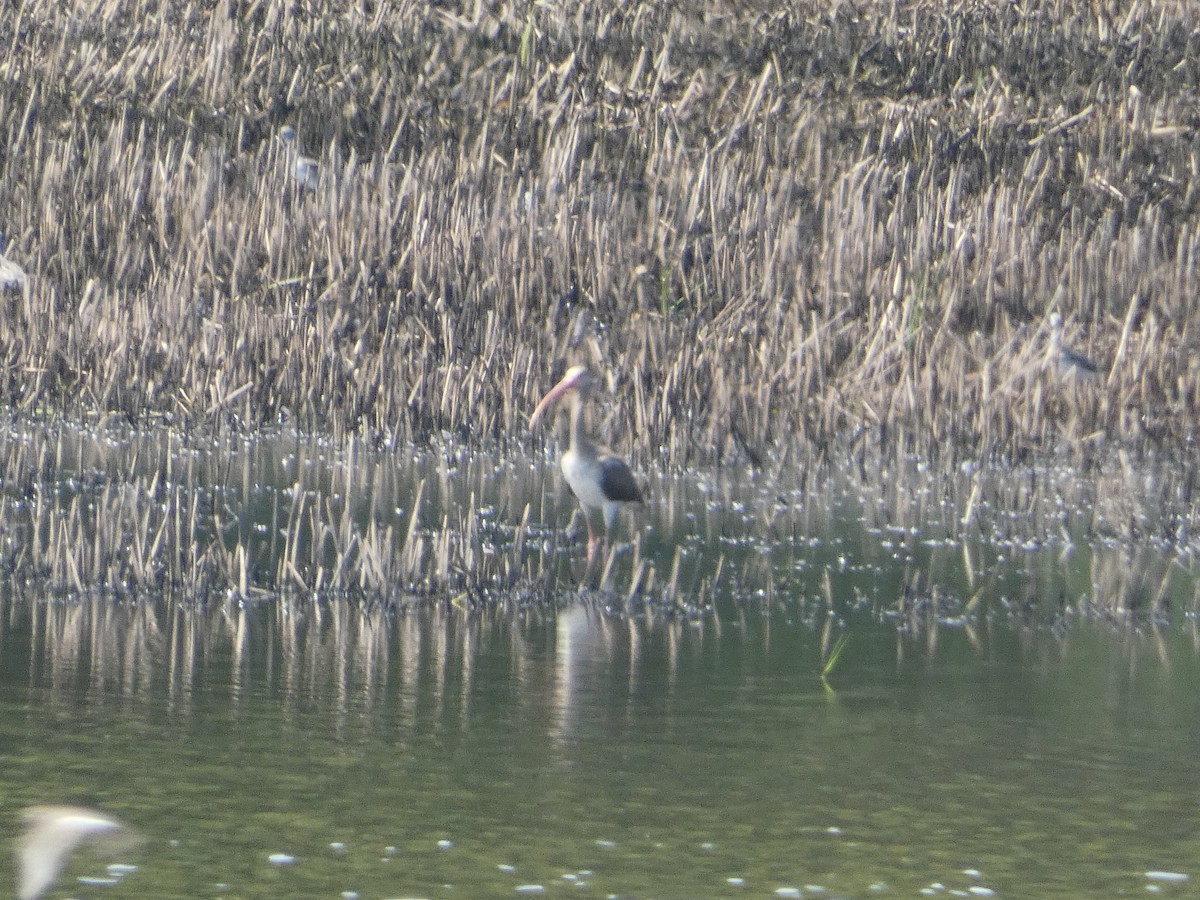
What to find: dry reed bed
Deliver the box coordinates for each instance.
[1,421,1196,623]
[0,424,554,607]
[0,420,761,611]
[0,1,1198,467]
[0,422,734,611]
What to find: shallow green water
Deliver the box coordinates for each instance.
[2,426,1200,898]
[5,603,1200,898]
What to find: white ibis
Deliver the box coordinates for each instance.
[529,366,644,560]
[0,234,28,292]
[17,806,136,900]
[278,126,319,191]
[1048,312,1100,381]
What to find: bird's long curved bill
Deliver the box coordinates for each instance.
[529,376,577,430]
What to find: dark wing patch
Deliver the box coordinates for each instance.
[1059,346,1099,376]
[599,454,643,504]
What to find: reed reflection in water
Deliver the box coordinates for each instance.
[5,539,1200,895]
[8,593,741,739]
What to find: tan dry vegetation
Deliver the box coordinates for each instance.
[0,425,569,605]
[0,0,1199,467]
[3,417,1191,617]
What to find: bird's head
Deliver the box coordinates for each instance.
[529,366,595,429]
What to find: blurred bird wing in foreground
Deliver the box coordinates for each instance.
[17,805,139,900]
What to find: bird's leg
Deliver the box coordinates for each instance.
[601,508,619,558]
[584,516,599,565]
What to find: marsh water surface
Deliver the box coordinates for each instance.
[2,425,1200,898]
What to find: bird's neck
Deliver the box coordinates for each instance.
[569,395,593,457]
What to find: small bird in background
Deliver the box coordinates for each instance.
[17,805,139,900]
[0,234,29,293]
[529,365,645,563]
[278,126,319,191]
[1048,312,1101,381]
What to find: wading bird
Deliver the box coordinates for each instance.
[1048,312,1100,381]
[17,806,136,900]
[278,126,319,191]
[529,366,644,562]
[0,234,29,292]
